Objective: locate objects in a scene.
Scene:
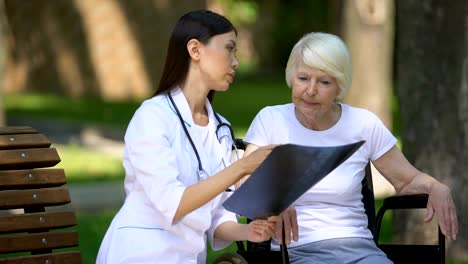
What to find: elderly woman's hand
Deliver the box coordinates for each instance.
[275,207,299,245]
[425,182,458,240]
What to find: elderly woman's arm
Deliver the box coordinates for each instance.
[373,145,458,240]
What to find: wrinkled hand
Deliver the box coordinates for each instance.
[241,144,277,175]
[425,182,458,240]
[275,207,298,245]
[246,216,278,243]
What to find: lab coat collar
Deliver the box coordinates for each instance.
[169,87,216,130]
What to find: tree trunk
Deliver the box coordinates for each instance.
[395,0,467,260]
[342,0,396,198]
[0,0,7,126]
[342,0,394,128]
[3,0,205,100]
[327,0,343,37]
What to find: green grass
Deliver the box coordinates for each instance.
[4,93,140,129]
[213,77,291,136]
[54,144,124,183]
[375,199,393,243]
[75,210,119,264]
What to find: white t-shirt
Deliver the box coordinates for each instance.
[244,103,397,249]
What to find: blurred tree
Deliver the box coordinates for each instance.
[395,0,467,261]
[3,1,100,98]
[209,0,330,76]
[342,0,396,198]
[3,0,204,100]
[327,0,343,36]
[252,0,329,75]
[208,0,259,71]
[342,0,394,128]
[0,0,7,126]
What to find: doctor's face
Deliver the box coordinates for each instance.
[199,31,239,91]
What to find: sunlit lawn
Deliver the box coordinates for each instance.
[55,144,124,182]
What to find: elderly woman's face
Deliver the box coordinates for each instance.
[291,62,340,128]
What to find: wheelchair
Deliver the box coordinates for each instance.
[212,139,445,264]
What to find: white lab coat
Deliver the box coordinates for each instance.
[96,87,237,264]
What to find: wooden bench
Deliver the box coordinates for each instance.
[0,126,82,263]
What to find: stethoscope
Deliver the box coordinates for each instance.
[168,93,240,185]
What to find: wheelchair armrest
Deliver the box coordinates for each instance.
[379,193,429,210]
[235,138,246,150]
[374,194,446,263]
[374,194,428,242]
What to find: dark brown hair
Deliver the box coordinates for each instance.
[154,10,237,101]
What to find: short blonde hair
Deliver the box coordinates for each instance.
[285,32,352,101]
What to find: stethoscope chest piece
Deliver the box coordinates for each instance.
[198,169,209,181]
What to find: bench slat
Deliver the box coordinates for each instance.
[0,251,82,264]
[0,127,37,135]
[0,211,77,233]
[0,231,79,254]
[0,127,81,261]
[0,187,71,210]
[0,134,51,150]
[0,148,60,170]
[0,169,66,190]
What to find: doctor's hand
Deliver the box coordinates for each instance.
[275,207,298,245]
[246,216,278,243]
[240,144,277,175]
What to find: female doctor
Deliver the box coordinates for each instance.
[96,10,277,264]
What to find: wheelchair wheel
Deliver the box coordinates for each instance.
[212,252,248,264]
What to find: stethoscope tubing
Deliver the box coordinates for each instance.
[167,93,238,182]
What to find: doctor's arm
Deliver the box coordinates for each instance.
[173,145,275,223]
[213,217,278,242]
[372,145,458,240]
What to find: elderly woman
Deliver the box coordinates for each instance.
[243,32,458,264]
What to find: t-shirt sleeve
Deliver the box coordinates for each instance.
[244,107,272,147]
[366,111,398,161]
